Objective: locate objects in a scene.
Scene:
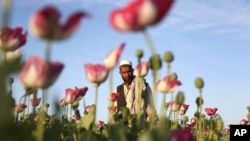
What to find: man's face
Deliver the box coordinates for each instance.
[119,65,134,84]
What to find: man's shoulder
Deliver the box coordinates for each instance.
[116,84,123,91]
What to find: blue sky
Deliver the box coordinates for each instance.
[4,0,250,126]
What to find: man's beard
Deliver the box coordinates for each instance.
[122,77,133,84]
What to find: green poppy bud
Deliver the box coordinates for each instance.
[215,120,224,133]
[170,121,179,130]
[195,77,204,89]
[136,49,144,58]
[163,51,174,63]
[75,109,80,114]
[71,101,79,109]
[171,72,178,80]
[45,103,50,108]
[194,111,200,118]
[176,91,185,105]
[195,96,204,106]
[201,114,205,118]
[182,116,189,123]
[247,114,250,121]
[149,54,162,71]
[247,106,250,113]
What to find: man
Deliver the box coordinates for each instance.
[114,60,153,116]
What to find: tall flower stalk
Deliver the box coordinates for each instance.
[195,77,205,141]
[1,0,12,26]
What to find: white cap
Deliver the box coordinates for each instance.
[119,60,132,67]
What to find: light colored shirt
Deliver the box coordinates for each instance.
[114,77,152,115]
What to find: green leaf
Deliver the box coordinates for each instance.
[78,105,95,130]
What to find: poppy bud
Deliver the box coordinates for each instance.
[171,72,178,80]
[149,54,162,71]
[215,120,224,133]
[182,116,189,123]
[195,77,204,89]
[176,91,185,105]
[71,101,79,110]
[45,103,50,108]
[163,51,174,63]
[247,106,250,113]
[247,114,250,122]
[195,96,203,106]
[136,49,144,58]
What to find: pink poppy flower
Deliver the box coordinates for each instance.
[203,129,209,136]
[109,0,175,32]
[155,75,181,94]
[3,49,22,62]
[223,126,230,134]
[84,63,109,86]
[133,61,149,77]
[19,55,64,89]
[60,98,66,107]
[168,129,195,141]
[205,108,218,116]
[85,104,95,113]
[168,101,180,112]
[185,124,192,132]
[109,92,120,101]
[30,97,41,107]
[15,103,27,113]
[104,43,125,70]
[96,120,105,126]
[71,113,81,121]
[64,86,88,104]
[179,103,189,115]
[240,119,248,125]
[29,5,90,40]
[0,26,27,51]
[190,117,196,125]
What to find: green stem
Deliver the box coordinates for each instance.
[2,51,7,62]
[1,0,12,26]
[142,29,156,55]
[167,63,171,75]
[32,92,37,114]
[160,94,166,116]
[94,84,99,122]
[108,70,113,121]
[27,95,30,115]
[45,40,52,62]
[42,88,46,111]
[198,89,203,141]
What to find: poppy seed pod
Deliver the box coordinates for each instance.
[176,91,185,105]
[195,96,203,106]
[136,49,144,58]
[171,72,178,80]
[163,51,174,63]
[247,114,250,121]
[247,106,250,113]
[71,101,79,110]
[182,116,189,123]
[195,77,204,89]
[149,54,162,71]
[45,103,50,108]
[215,120,224,133]
[194,111,200,119]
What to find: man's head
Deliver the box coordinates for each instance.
[119,60,134,84]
